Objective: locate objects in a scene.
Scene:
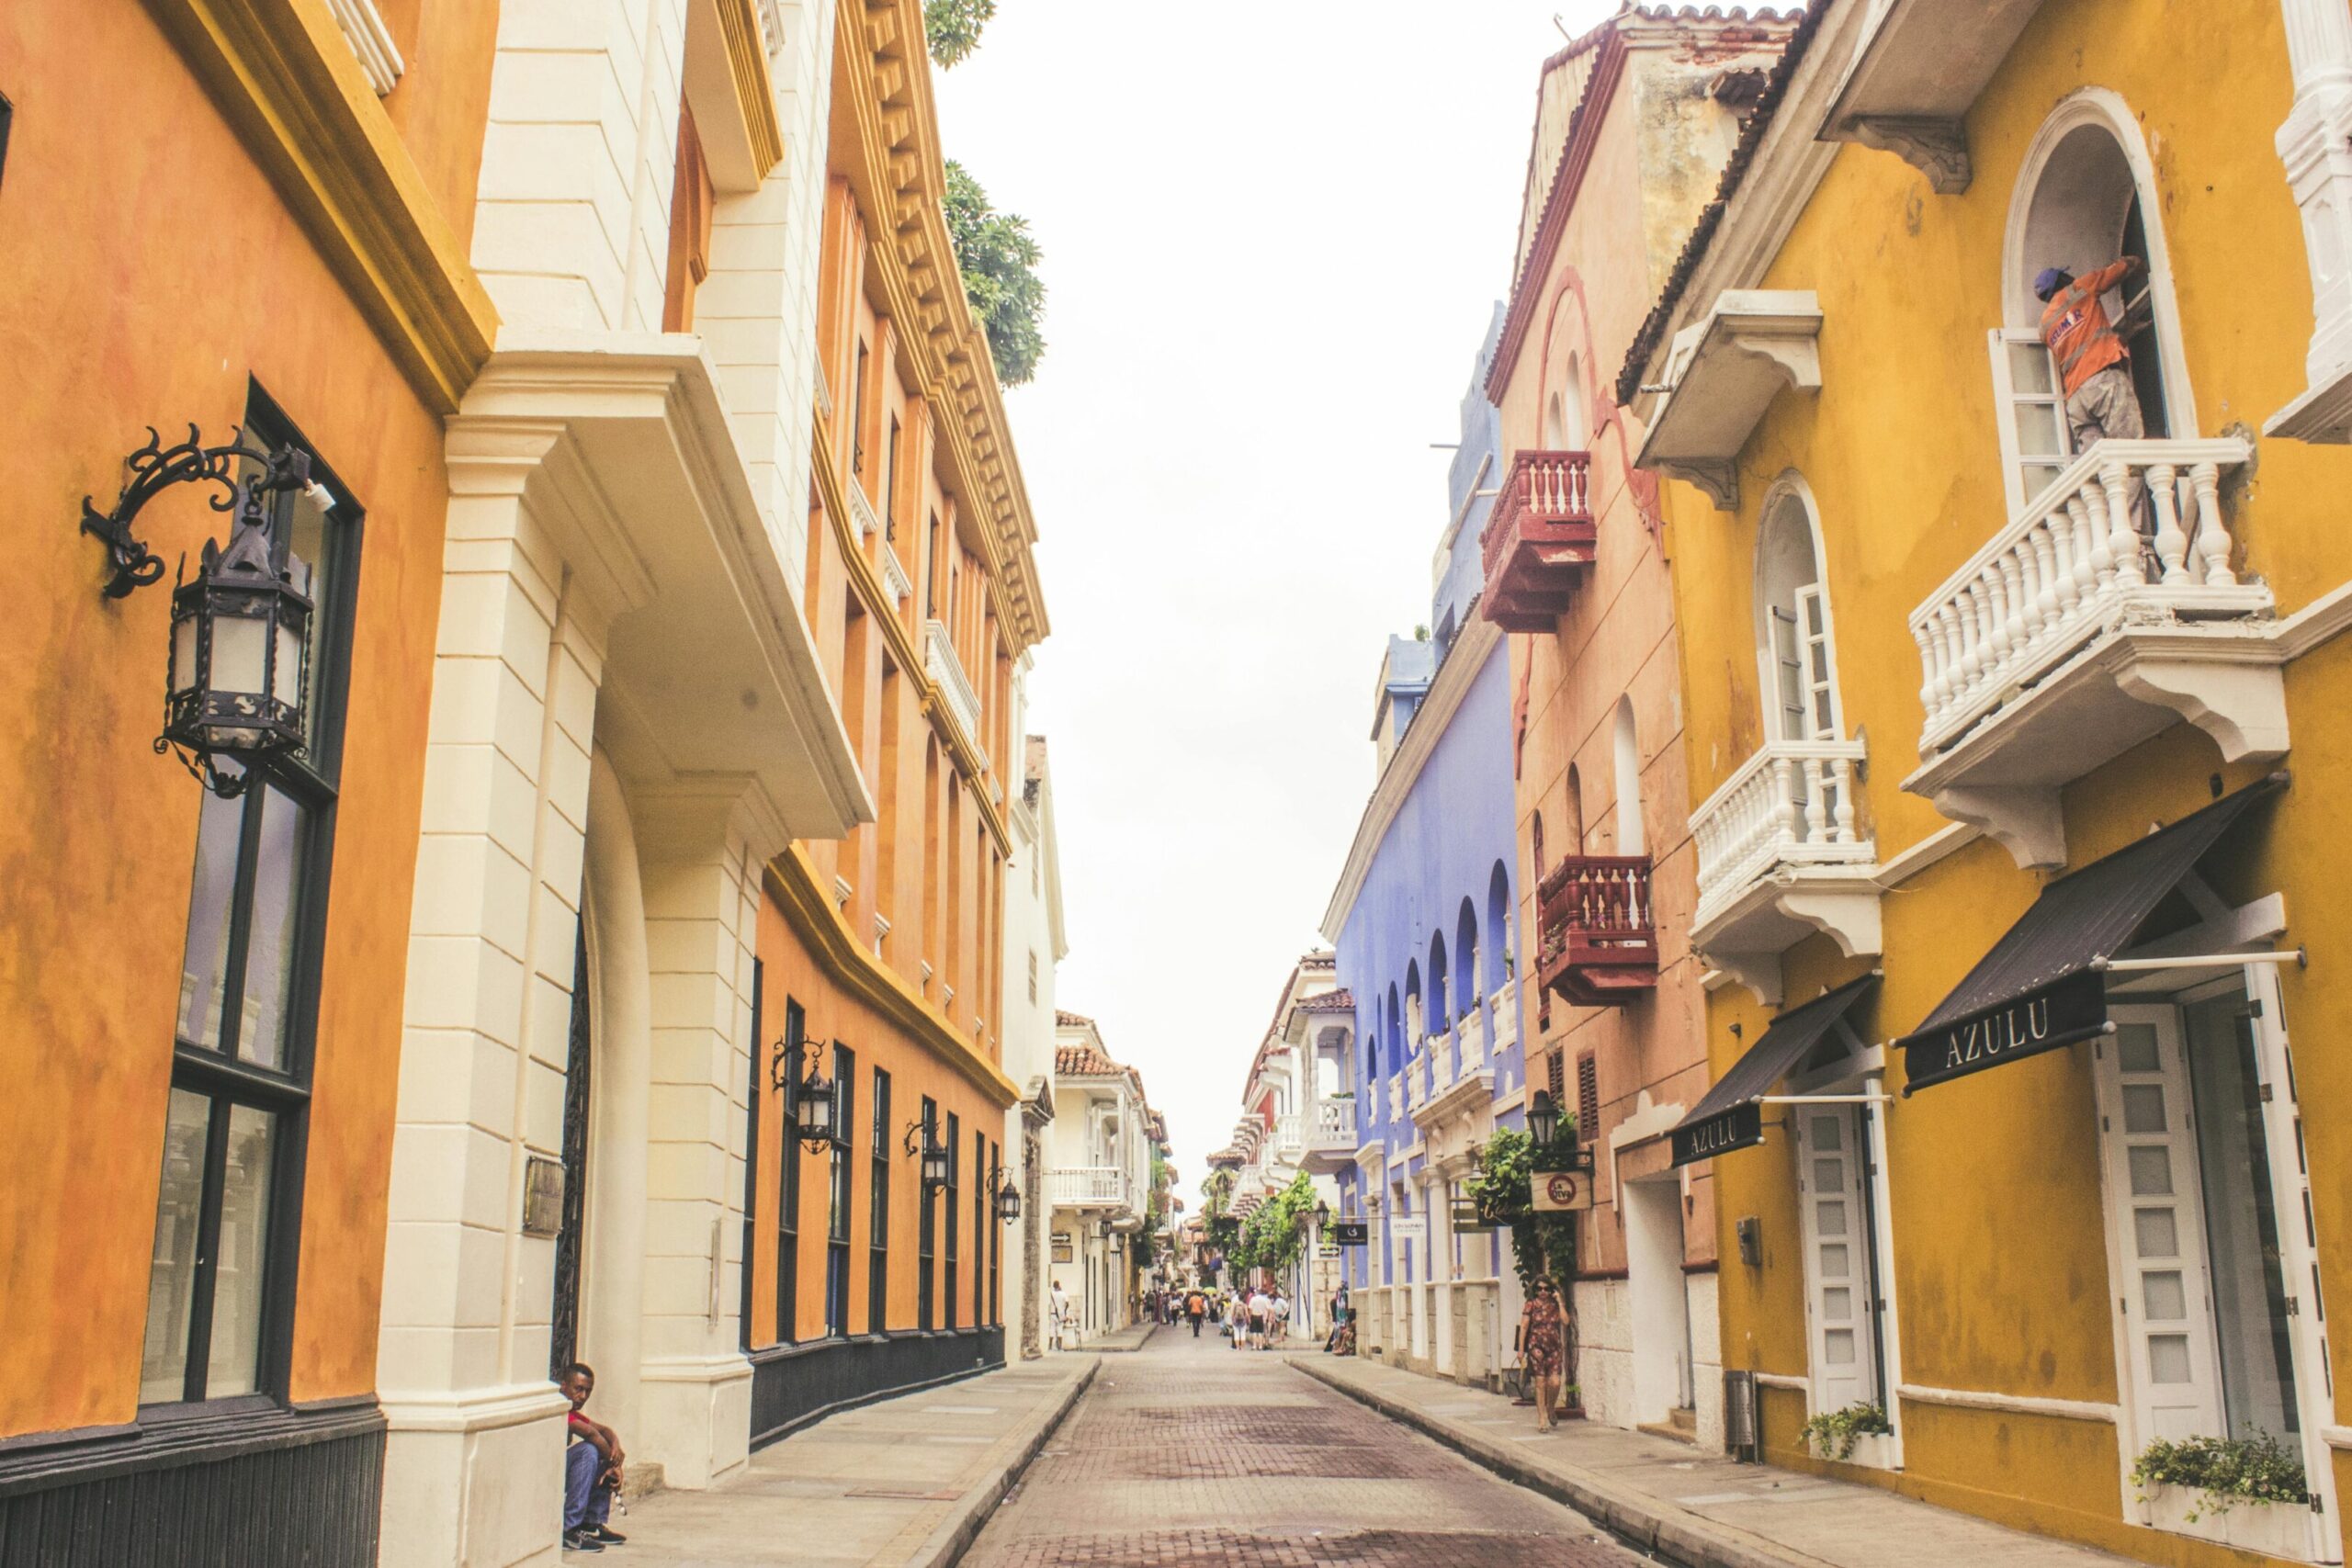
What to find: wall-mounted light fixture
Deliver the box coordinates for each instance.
[773,1038,834,1152]
[904,1119,949,1190]
[990,1162,1020,1224]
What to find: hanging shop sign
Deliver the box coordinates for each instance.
[1897,965,2109,1095]
[1328,1220,1370,1247]
[1530,1166,1596,1213]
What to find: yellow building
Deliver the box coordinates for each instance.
[1623,0,2352,1562]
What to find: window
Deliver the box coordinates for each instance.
[870,1068,891,1335]
[883,415,900,541]
[1576,1050,1599,1148]
[1611,698,1645,856]
[740,959,764,1349]
[852,342,869,477]
[924,513,939,617]
[973,1129,987,1327]
[916,1097,937,1330]
[987,1137,1001,1326]
[141,389,359,1408]
[825,1045,856,1337]
[944,1111,962,1329]
[775,998,805,1343]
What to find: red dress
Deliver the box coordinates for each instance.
[1522,1290,1565,1378]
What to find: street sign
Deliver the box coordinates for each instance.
[1530,1167,1596,1213]
[1317,1244,1340,1258]
[1329,1220,1370,1246]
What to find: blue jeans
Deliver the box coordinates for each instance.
[565,1440,612,1532]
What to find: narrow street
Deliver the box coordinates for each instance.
[962,1332,1643,1568]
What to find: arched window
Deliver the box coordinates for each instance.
[1754,480,1844,744]
[1485,862,1512,997]
[1404,963,1423,1045]
[1531,811,1546,883]
[1544,326,1591,450]
[1427,933,1450,1032]
[1612,697,1645,856]
[1995,92,2194,512]
[1565,764,1586,853]
[1455,898,1480,1025]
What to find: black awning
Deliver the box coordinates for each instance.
[1895,777,2283,1095]
[1671,975,1880,1167]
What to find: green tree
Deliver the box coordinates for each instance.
[943,160,1046,387]
[923,0,994,68]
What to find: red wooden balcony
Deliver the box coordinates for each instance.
[1479,450,1597,632]
[1537,854,1659,1007]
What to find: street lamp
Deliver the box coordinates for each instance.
[992,1163,1021,1224]
[774,1038,835,1153]
[1313,1200,1331,1230]
[1528,1088,1560,1147]
[904,1119,949,1190]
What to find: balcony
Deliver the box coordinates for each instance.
[1049,1166,1131,1210]
[1457,1010,1487,1075]
[1406,1055,1430,1114]
[1691,739,1882,1006]
[1536,855,1658,1007]
[1817,0,2047,193]
[847,479,881,541]
[878,542,912,607]
[1272,1111,1303,1159]
[1478,450,1597,632]
[924,617,990,772]
[1487,986,1517,1053]
[1305,1097,1359,1170]
[1411,1029,1494,1129]
[1902,438,2285,869]
[1386,1073,1406,1125]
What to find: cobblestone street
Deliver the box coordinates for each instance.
[962,1334,1643,1568]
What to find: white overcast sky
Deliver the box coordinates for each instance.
[935,1,1622,1208]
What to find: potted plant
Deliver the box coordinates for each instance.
[1802,1402,1894,1468]
[2132,1434,2311,1559]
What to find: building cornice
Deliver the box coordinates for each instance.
[145,0,498,413]
[833,0,1047,655]
[1320,611,1504,941]
[763,849,1019,1108]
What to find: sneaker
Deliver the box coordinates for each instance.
[588,1525,628,1544]
[563,1529,606,1553]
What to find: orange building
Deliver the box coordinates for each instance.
[0,1,496,1561]
[742,0,1049,1439]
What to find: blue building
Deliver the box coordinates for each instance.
[1310,307,1530,1382]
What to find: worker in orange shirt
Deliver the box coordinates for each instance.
[2035,258,2151,538]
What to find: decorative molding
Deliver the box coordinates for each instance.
[714,0,785,175]
[1752,1371,1808,1392]
[143,0,497,412]
[764,850,1019,1108]
[1634,291,1824,513]
[2275,577,2352,660]
[1841,115,1970,192]
[322,0,401,94]
[1896,1382,2119,1426]
[1869,820,1982,889]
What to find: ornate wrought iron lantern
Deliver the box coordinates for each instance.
[84,428,320,797]
[1313,1200,1331,1230]
[991,1164,1021,1224]
[774,1038,834,1152]
[905,1120,949,1190]
[1527,1088,1560,1147]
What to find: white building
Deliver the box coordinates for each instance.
[999,719,1067,1358]
[1046,1014,1156,1339]
[1223,955,1349,1338]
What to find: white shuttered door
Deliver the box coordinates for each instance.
[2098,1009,2225,1441]
[1987,327,2074,513]
[1796,1106,1874,1414]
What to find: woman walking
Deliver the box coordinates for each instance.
[1521,1277,1568,1430]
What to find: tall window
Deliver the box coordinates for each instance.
[775,998,805,1343]
[923,513,939,616]
[987,1137,1001,1325]
[852,342,869,477]
[916,1097,937,1330]
[944,1111,962,1329]
[143,389,359,1408]
[825,1045,856,1337]
[972,1128,987,1327]
[740,958,764,1349]
[883,415,900,541]
[869,1068,891,1334]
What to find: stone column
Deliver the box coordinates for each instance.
[2278,0,2352,403]
[1019,1110,1048,1359]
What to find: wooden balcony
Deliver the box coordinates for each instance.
[1537,854,1659,1006]
[1479,450,1597,632]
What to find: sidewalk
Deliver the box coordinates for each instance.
[1295,1354,2132,1568]
[605,1355,1094,1567]
[1070,1320,1156,1353]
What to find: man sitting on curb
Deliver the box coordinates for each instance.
[559,1361,628,1553]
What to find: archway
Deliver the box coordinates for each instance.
[1611,699,1645,856]
[1753,479,1841,745]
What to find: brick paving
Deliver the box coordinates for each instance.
[962,1334,1642,1568]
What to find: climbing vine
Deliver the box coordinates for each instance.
[1466,1122,1580,1299]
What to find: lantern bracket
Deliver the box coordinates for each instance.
[82,426,309,600]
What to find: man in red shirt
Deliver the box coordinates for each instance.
[559,1362,628,1552]
[2036,259,2152,536]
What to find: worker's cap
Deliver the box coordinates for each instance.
[2033,266,2070,301]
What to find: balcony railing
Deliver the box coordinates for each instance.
[1386,1073,1406,1124]
[1487,986,1516,1052]
[1272,1111,1302,1157]
[1693,739,1873,924]
[1427,1032,1454,1099]
[924,617,989,771]
[847,479,881,542]
[1407,1056,1430,1113]
[1537,854,1658,1006]
[878,542,913,607]
[1310,1097,1358,1150]
[1912,438,2262,755]
[1049,1166,1130,1209]
[1479,450,1597,632]
[1458,1010,1487,1074]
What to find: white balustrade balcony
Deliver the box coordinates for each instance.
[1457,1011,1487,1073]
[924,618,989,770]
[1426,1031,1454,1096]
[1406,1056,1430,1113]
[1309,1097,1358,1151]
[1903,437,2286,869]
[1048,1166,1131,1209]
[1690,737,1882,1007]
[878,542,913,607]
[1387,1073,1406,1123]
[847,479,881,541]
[1272,1111,1303,1157]
[1487,987,1517,1052]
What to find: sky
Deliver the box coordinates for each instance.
[934,1,1623,1209]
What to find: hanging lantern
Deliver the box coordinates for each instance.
[1528,1088,1560,1147]
[780,1041,835,1153]
[993,1167,1021,1224]
[157,446,316,797]
[905,1120,950,1190]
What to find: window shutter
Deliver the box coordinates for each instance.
[1547,1049,1566,1110]
[1988,327,2072,515]
[1576,1051,1599,1147]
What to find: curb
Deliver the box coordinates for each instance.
[906,1356,1100,1568]
[1076,1322,1159,1355]
[1293,1359,1832,1568]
